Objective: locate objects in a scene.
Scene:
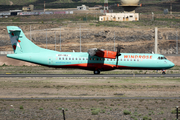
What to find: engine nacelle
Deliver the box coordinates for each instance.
[95,50,117,59]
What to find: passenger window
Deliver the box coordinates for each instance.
[161,57,163,60]
[93,58,96,60]
[62,58,64,60]
[86,58,88,60]
[107,59,109,61]
[134,59,136,61]
[127,59,129,61]
[120,59,122,61]
[69,58,71,60]
[79,58,81,60]
[97,58,99,61]
[72,58,74,60]
[124,59,126,61]
[59,58,61,60]
[90,58,92,60]
[130,59,132,61]
[158,57,160,59]
[76,58,77,60]
[83,58,85,60]
[137,59,139,61]
[66,58,68,60]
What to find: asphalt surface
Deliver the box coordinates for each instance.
[0,74,180,77]
[1,97,180,100]
[1,54,180,56]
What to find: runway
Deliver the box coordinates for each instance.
[0,74,180,77]
[1,97,180,100]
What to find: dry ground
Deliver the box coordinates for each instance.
[0,76,180,119]
[1,22,180,54]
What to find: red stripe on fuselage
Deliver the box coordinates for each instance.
[51,63,159,71]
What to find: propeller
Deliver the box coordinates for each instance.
[116,45,124,67]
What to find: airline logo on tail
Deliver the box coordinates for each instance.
[9,32,21,51]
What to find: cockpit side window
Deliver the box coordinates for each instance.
[158,56,167,60]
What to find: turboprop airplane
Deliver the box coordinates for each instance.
[6,26,175,74]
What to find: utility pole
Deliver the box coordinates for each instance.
[170,0,172,15]
[152,12,154,21]
[44,1,45,13]
[55,32,56,51]
[30,25,31,40]
[176,31,178,54]
[155,27,158,54]
[60,26,61,51]
[114,32,115,51]
[80,25,81,52]
[46,29,47,49]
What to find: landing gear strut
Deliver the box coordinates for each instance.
[94,69,100,74]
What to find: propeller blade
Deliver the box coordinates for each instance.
[116,44,124,56]
[116,44,124,67]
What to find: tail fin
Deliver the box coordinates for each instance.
[7,26,41,54]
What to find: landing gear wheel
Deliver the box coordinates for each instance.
[162,71,166,74]
[94,70,100,74]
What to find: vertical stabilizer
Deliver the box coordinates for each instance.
[7,26,41,54]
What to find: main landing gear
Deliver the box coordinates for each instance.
[94,69,100,74]
[162,69,166,74]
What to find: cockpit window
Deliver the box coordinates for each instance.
[158,56,167,60]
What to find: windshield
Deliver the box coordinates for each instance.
[158,56,167,60]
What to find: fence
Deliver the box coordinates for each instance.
[0,11,74,17]
[1,25,179,55]
[0,51,13,55]
[25,26,180,55]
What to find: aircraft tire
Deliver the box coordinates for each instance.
[94,70,100,74]
[162,72,166,74]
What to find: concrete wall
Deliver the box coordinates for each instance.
[0,56,179,66]
[99,13,139,22]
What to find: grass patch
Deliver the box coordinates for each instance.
[10,109,14,112]
[91,108,101,115]
[19,105,23,109]
[123,110,131,115]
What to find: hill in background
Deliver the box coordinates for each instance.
[0,0,178,11]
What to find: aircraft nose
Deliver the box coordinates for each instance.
[169,62,175,68]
